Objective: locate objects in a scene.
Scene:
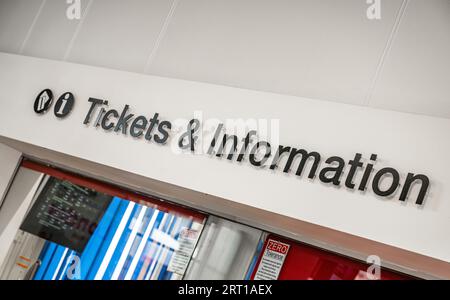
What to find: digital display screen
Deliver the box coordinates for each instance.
[20,177,113,253]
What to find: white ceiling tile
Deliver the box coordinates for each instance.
[0,0,43,53]
[2,0,447,120]
[66,0,174,73]
[21,0,91,60]
[148,0,403,105]
[370,0,450,118]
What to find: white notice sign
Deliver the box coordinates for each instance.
[254,239,290,280]
[167,228,200,275]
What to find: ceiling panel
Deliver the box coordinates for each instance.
[66,0,174,73]
[0,0,43,53]
[370,0,450,118]
[0,0,448,119]
[20,0,91,60]
[148,0,403,105]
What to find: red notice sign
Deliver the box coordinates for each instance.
[254,239,290,280]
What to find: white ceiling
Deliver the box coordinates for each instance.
[0,0,449,118]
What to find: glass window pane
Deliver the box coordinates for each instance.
[184,216,263,280]
[0,165,206,280]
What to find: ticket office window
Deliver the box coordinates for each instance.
[0,161,207,280]
[0,160,415,281]
[249,234,414,280]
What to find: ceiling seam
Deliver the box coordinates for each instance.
[19,0,47,54]
[364,0,409,107]
[62,0,94,61]
[143,0,180,74]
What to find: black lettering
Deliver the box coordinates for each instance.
[319,156,345,185]
[154,121,172,144]
[249,141,271,167]
[372,167,400,197]
[269,145,291,170]
[237,130,257,162]
[216,134,238,160]
[83,98,104,125]
[145,113,160,141]
[114,105,134,134]
[285,148,320,179]
[101,109,119,130]
[130,116,148,138]
[94,107,106,127]
[207,124,223,155]
[345,153,364,189]
[399,173,429,205]
[359,154,377,191]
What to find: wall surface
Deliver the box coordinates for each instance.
[0,53,449,265]
[0,143,22,207]
[0,167,43,269]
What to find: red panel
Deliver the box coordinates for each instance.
[251,234,414,280]
[21,159,206,222]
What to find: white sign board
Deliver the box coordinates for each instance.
[0,53,449,265]
[254,239,290,280]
